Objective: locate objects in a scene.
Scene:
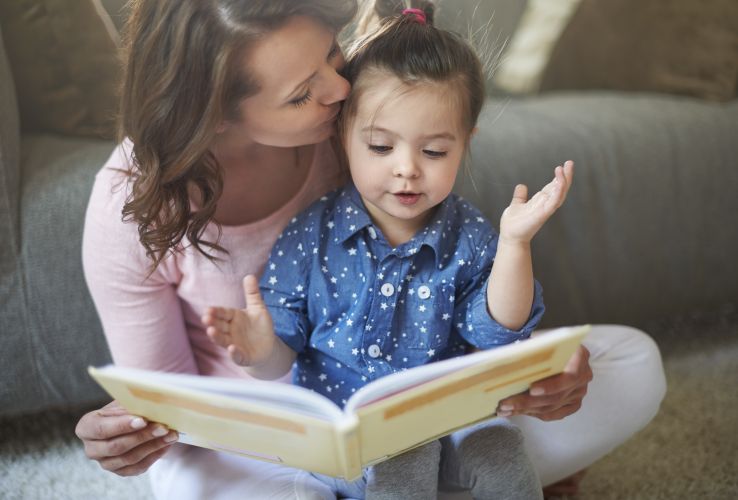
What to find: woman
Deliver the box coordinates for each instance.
[75,1,666,498]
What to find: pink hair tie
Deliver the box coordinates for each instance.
[402,8,427,24]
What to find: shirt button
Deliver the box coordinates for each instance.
[368,344,381,358]
[418,285,431,299]
[368,226,377,239]
[380,283,394,297]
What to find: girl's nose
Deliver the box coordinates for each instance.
[393,153,421,179]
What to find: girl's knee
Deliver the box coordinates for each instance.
[456,422,526,465]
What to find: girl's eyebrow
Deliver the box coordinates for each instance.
[361,126,457,141]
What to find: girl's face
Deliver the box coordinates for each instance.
[222,16,350,148]
[344,75,469,239]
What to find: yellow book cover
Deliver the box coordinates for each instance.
[88,324,589,480]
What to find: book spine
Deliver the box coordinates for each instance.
[335,414,362,480]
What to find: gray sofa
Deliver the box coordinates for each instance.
[2,0,737,418]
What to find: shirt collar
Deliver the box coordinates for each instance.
[332,183,375,243]
[333,183,459,267]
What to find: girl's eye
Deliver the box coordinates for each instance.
[423,149,447,158]
[368,144,392,154]
[290,90,312,108]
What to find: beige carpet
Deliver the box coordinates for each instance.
[2,307,737,499]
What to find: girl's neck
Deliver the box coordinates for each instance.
[209,142,314,226]
[367,203,435,248]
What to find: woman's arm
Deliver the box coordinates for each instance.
[76,166,196,475]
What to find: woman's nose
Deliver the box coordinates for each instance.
[321,68,351,105]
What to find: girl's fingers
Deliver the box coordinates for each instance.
[204,306,234,322]
[228,344,247,365]
[206,326,231,347]
[242,275,267,310]
[510,184,528,205]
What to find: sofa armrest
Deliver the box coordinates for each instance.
[457,92,738,326]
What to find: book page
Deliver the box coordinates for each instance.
[95,366,344,421]
[89,365,359,477]
[344,330,573,414]
[344,325,589,465]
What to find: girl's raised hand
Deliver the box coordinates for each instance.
[202,275,277,367]
[499,161,574,244]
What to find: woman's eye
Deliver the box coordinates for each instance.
[368,145,392,154]
[423,149,447,158]
[290,90,312,108]
[327,42,340,60]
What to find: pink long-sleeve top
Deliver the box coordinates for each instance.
[82,140,344,379]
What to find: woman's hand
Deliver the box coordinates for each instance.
[75,400,178,476]
[499,161,574,244]
[496,345,593,421]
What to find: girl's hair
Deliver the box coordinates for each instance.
[340,0,485,140]
[120,0,358,269]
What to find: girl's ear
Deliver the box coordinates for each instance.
[470,126,478,138]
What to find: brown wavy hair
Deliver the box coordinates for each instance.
[340,0,485,142]
[119,0,358,269]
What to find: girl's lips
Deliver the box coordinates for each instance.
[394,193,421,205]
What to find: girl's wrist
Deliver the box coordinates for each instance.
[496,235,532,251]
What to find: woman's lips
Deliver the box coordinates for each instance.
[394,193,421,205]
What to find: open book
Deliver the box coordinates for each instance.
[89,325,589,480]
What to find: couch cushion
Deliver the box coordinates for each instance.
[491,0,582,94]
[0,25,28,418]
[456,94,738,326]
[0,23,20,240]
[4,135,116,415]
[0,0,121,138]
[539,0,738,101]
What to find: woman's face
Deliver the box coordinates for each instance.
[224,15,350,148]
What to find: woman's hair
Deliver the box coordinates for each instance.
[119,0,357,269]
[340,0,485,139]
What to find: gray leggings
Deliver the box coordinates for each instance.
[314,419,543,500]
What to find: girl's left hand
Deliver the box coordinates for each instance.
[496,344,593,421]
[499,161,574,244]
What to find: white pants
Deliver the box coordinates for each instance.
[148,325,666,499]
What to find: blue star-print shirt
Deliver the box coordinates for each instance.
[261,183,545,408]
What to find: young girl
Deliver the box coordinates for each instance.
[204,6,572,498]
